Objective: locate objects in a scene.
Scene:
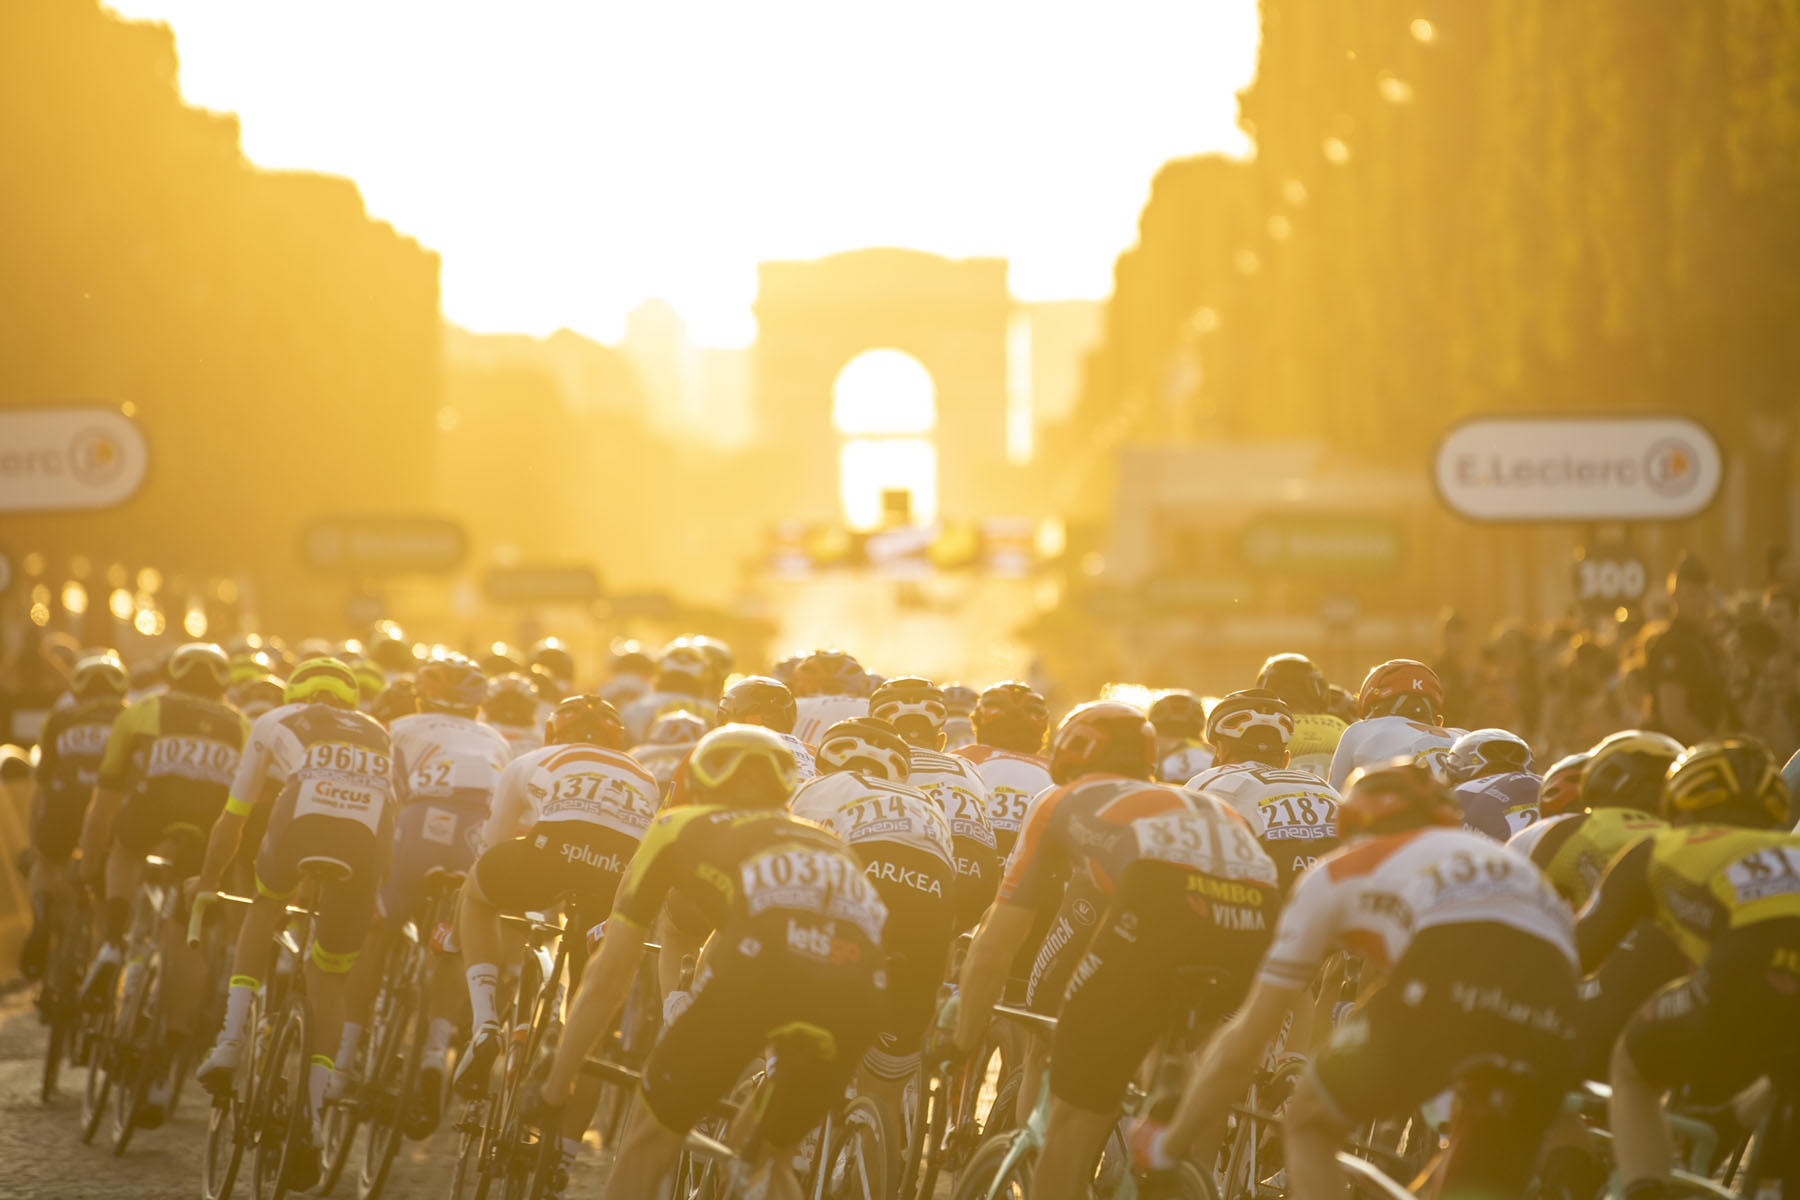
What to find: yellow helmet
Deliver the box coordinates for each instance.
[1581,730,1684,813]
[685,724,798,808]
[1662,738,1790,829]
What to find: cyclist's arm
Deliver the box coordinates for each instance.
[194,720,276,893]
[1573,837,1655,973]
[79,702,144,868]
[654,908,704,1001]
[951,901,1036,1053]
[479,755,533,851]
[1160,977,1303,1161]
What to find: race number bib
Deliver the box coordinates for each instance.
[1134,812,1277,885]
[148,735,239,784]
[1256,789,1338,842]
[541,770,657,833]
[985,787,1033,835]
[740,846,888,943]
[1723,847,1800,907]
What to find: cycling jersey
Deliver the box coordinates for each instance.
[32,695,124,860]
[485,719,544,761]
[381,710,512,924]
[631,741,697,797]
[942,715,975,752]
[905,746,999,930]
[1259,827,1575,992]
[1184,761,1342,889]
[953,742,1052,858]
[1155,738,1213,784]
[484,742,661,847]
[1327,715,1466,790]
[1287,712,1348,779]
[100,691,250,866]
[1453,771,1543,841]
[774,731,819,782]
[792,694,869,747]
[228,702,397,951]
[1507,808,1666,908]
[1576,824,1800,969]
[620,691,718,744]
[790,771,957,1078]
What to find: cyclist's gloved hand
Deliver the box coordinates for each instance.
[662,988,693,1027]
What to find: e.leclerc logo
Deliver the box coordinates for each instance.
[1642,438,1699,497]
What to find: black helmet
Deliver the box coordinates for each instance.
[1663,738,1790,829]
[1257,653,1328,713]
[718,676,798,734]
[1147,690,1205,739]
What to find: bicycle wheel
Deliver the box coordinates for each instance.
[950,1131,1037,1200]
[358,971,427,1200]
[111,957,164,1155]
[898,1065,950,1200]
[80,993,117,1143]
[448,1096,498,1200]
[822,1095,892,1200]
[204,993,259,1200]
[254,1004,309,1200]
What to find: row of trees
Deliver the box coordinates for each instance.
[1064,1,1800,570]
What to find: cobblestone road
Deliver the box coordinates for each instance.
[0,987,606,1199]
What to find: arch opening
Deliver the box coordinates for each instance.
[832,349,938,530]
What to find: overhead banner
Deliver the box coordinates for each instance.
[301,515,467,575]
[0,407,149,513]
[1434,415,1721,521]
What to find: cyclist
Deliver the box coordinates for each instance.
[632,710,709,797]
[370,675,419,726]
[360,653,511,1136]
[539,725,886,1200]
[1137,759,1578,1198]
[954,680,1052,858]
[365,621,419,681]
[790,648,869,744]
[452,694,658,1195]
[190,657,396,1191]
[597,641,655,708]
[1148,690,1213,782]
[718,674,819,782]
[1327,658,1465,788]
[1576,739,1798,1199]
[1258,652,1346,778]
[529,636,577,696]
[791,716,956,1172]
[1185,688,1342,889]
[1534,751,1591,819]
[941,683,979,751]
[21,653,127,979]
[948,700,1277,1200]
[1446,727,1540,840]
[620,642,719,743]
[347,657,387,715]
[869,675,999,931]
[79,642,247,1089]
[484,671,547,759]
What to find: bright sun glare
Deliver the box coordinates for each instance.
[101,0,1259,346]
[834,349,938,530]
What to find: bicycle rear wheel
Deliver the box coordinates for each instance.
[254,1004,309,1200]
[822,1095,892,1200]
[951,1131,1036,1200]
[80,1000,117,1143]
[110,957,162,1155]
[358,971,427,1200]
[898,1065,950,1200]
[203,994,259,1200]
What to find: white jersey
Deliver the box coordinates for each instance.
[1327,715,1466,790]
[906,746,998,855]
[620,691,717,744]
[486,719,545,762]
[1186,761,1342,886]
[484,741,660,848]
[231,703,397,835]
[789,771,955,873]
[630,741,696,795]
[953,744,1053,847]
[774,732,819,783]
[1157,741,1215,784]
[1258,826,1576,992]
[389,711,512,811]
[793,694,870,747]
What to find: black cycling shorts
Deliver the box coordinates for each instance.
[1571,917,1687,1082]
[32,788,88,863]
[1049,863,1272,1112]
[114,787,225,873]
[1624,916,1800,1103]
[1309,921,1576,1193]
[471,820,638,975]
[254,802,388,959]
[640,914,883,1143]
[863,887,954,1080]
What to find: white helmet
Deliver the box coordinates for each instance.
[816,718,911,783]
[1445,728,1533,782]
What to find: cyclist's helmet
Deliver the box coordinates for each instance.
[527,664,567,704]
[793,649,864,697]
[972,682,1049,754]
[295,637,335,662]
[771,655,803,687]
[371,676,420,725]
[1444,729,1534,782]
[346,657,386,708]
[816,717,912,782]
[1257,653,1329,714]
[1356,659,1445,723]
[416,655,486,716]
[544,695,628,750]
[657,643,712,689]
[610,641,655,677]
[1326,683,1358,724]
[365,622,417,674]
[1662,738,1790,829]
[478,642,527,677]
[285,657,360,709]
[530,638,576,686]
[718,676,798,734]
[1537,752,1591,817]
[484,673,540,727]
[1147,691,1206,740]
[646,710,709,746]
[1204,689,1294,763]
[231,676,286,719]
[942,685,979,718]
[70,653,129,701]
[684,725,799,809]
[689,635,735,680]
[869,676,947,747]
[1340,758,1461,839]
[167,642,231,697]
[1049,701,1157,785]
[1581,730,1684,813]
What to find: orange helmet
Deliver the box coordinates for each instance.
[1049,701,1157,785]
[1356,659,1445,722]
[1537,752,1590,817]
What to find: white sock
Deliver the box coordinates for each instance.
[221,976,258,1044]
[466,962,500,1031]
[423,1017,456,1065]
[308,1054,333,1123]
[335,1021,363,1070]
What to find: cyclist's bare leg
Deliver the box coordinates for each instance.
[1608,1035,1673,1189]
[344,924,390,1030]
[601,1095,684,1198]
[102,841,141,944]
[455,883,504,1031]
[1283,1070,1354,1199]
[740,1142,804,1200]
[1034,1099,1114,1200]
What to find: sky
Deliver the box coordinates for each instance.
[106,0,1260,347]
